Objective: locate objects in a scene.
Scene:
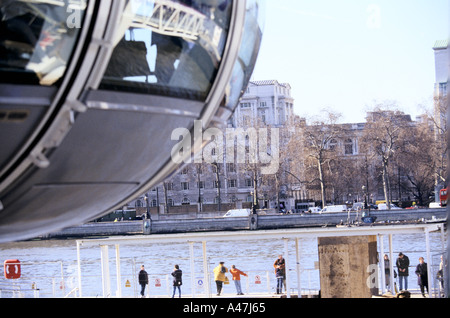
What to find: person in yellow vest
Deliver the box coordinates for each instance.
[213,261,228,296]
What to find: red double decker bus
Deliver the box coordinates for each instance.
[440,187,448,207]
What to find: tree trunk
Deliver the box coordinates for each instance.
[318,159,326,208]
[382,160,391,210]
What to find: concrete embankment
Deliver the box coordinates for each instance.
[45,208,447,239]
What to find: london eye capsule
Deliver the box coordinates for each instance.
[0,0,264,242]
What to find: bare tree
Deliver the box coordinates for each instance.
[296,110,343,207]
[361,104,411,209]
[397,116,441,205]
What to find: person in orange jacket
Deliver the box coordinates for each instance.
[230,265,248,295]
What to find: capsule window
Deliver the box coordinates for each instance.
[0,0,87,86]
[100,0,232,101]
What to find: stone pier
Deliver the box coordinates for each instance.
[318,235,378,298]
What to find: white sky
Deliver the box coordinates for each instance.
[251,0,449,123]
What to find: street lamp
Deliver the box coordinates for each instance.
[362,185,370,212]
[144,193,151,220]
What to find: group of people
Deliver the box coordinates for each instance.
[138,261,251,298]
[138,253,441,298]
[213,262,247,296]
[213,255,287,296]
[383,252,443,297]
[138,264,182,298]
[137,254,289,298]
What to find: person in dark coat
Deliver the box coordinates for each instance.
[171,264,182,298]
[415,257,429,297]
[138,265,149,298]
[396,252,410,291]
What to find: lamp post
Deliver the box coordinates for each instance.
[143,193,152,235]
[144,193,151,220]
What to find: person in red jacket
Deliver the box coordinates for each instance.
[230,265,248,295]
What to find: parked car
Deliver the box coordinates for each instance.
[308,207,322,213]
[223,209,251,217]
[377,203,402,210]
[351,202,365,211]
[320,205,348,213]
[429,202,443,208]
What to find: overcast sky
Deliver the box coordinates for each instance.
[251,0,449,123]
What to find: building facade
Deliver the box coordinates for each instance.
[127,80,297,214]
[123,78,438,216]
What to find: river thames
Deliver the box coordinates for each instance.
[0,229,446,298]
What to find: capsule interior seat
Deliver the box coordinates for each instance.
[0,0,263,242]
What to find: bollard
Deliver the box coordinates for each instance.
[249,214,258,230]
[143,219,151,235]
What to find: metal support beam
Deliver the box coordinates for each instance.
[202,241,211,298]
[76,241,82,297]
[425,228,433,298]
[295,238,301,297]
[115,244,122,297]
[388,234,395,294]
[379,235,386,294]
[100,245,111,298]
[284,238,290,298]
[189,241,195,298]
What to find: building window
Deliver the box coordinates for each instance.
[344,139,353,155]
[166,182,174,191]
[168,199,174,207]
[439,82,447,96]
[151,199,158,207]
[228,179,237,188]
[226,163,236,173]
[181,182,189,190]
[214,181,222,188]
[245,179,254,187]
[259,101,267,108]
[197,181,205,189]
[241,102,251,108]
[182,197,190,205]
[328,139,338,151]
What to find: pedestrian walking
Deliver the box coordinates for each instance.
[138,265,149,298]
[396,252,410,291]
[171,264,182,298]
[415,257,429,297]
[273,255,286,294]
[213,262,228,296]
[230,265,247,295]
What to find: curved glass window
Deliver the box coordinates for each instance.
[223,0,264,111]
[100,0,232,101]
[0,0,88,86]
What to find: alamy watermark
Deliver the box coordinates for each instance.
[171,120,280,175]
[65,0,86,29]
[366,4,381,29]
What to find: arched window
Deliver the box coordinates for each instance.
[329,139,338,151]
